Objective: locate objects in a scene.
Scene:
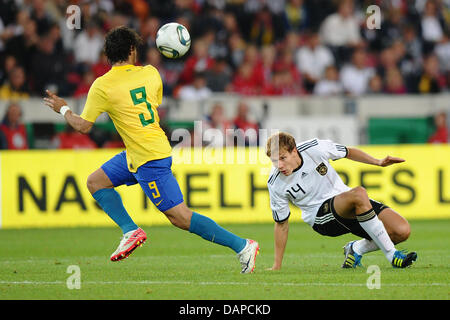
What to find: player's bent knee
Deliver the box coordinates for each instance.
[397,222,411,242]
[352,186,368,199]
[87,169,113,195]
[86,173,98,194]
[349,186,369,208]
[163,204,192,230]
[86,173,105,195]
[390,221,411,244]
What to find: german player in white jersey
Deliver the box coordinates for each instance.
[266,132,417,270]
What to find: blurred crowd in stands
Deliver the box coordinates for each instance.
[0,0,449,149]
[1,0,450,99]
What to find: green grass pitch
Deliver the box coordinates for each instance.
[0,220,448,300]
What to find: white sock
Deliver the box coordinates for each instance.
[357,209,396,262]
[352,239,378,255]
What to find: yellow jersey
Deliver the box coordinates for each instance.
[80,64,172,172]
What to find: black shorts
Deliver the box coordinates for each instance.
[312,196,389,240]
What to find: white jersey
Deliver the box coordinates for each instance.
[268,139,351,227]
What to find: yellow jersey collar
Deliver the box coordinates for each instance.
[112,64,134,69]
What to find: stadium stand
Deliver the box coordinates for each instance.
[0,0,449,148]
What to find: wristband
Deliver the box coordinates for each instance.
[60,106,70,116]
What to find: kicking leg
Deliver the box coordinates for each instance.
[137,167,248,253]
[163,202,246,252]
[137,157,259,273]
[163,202,259,273]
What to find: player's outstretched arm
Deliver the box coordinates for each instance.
[267,219,289,271]
[43,90,94,134]
[346,147,405,167]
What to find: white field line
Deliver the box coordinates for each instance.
[0,253,378,264]
[0,280,448,287]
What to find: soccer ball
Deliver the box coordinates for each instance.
[156,23,191,59]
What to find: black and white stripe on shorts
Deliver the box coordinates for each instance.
[314,212,335,225]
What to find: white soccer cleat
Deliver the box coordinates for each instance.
[237,239,260,274]
[110,228,147,262]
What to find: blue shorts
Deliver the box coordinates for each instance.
[101,151,184,212]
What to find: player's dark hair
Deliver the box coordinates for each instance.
[266,132,297,157]
[104,26,142,65]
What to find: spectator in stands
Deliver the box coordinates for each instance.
[366,74,384,94]
[248,6,276,46]
[313,65,344,96]
[295,31,335,93]
[375,8,404,51]
[389,39,417,91]
[414,53,444,93]
[30,33,67,95]
[140,15,159,41]
[126,0,150,21]
[282,0,308,32]
[46,22,64,56]
[234,44,264,87]
[4,18,38,73]
[2,0,450,104]
[179,39,215,84]
[144,47,179,95]
[340,48,375,96]
[283,30,301,54]
[402,25,423,73]
[0,16,12,52]
[73,20,104,67]
[91,51,111,78]
[319,0,362,64]
[0,9,29,55]
[73,70,95,98]
[177,72,212,101]
[261,69,284,95]
[139,16,160,62]
[0,65,30,99]
[0,102,28,150]
[241,44,261,72]
[248,44,276,91]
[222,10,240,34]
[215,12,241,60]
[421,0,445,53]
[232,101,259,146]
[230,62,260,95]
[376,47,399,80]
[204,57,233,92]
[384,68,407,94]
[273,48,302,85]
[201,103,233,147]
[0,55,17,86]
[227,32,246,69]
[262,67,303,96]
[434,31,450,73]
[202,28,228,60]
[428,111,448,143]
[51,125,97,149]
[56,2,79,51]
[30,0,53,36]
